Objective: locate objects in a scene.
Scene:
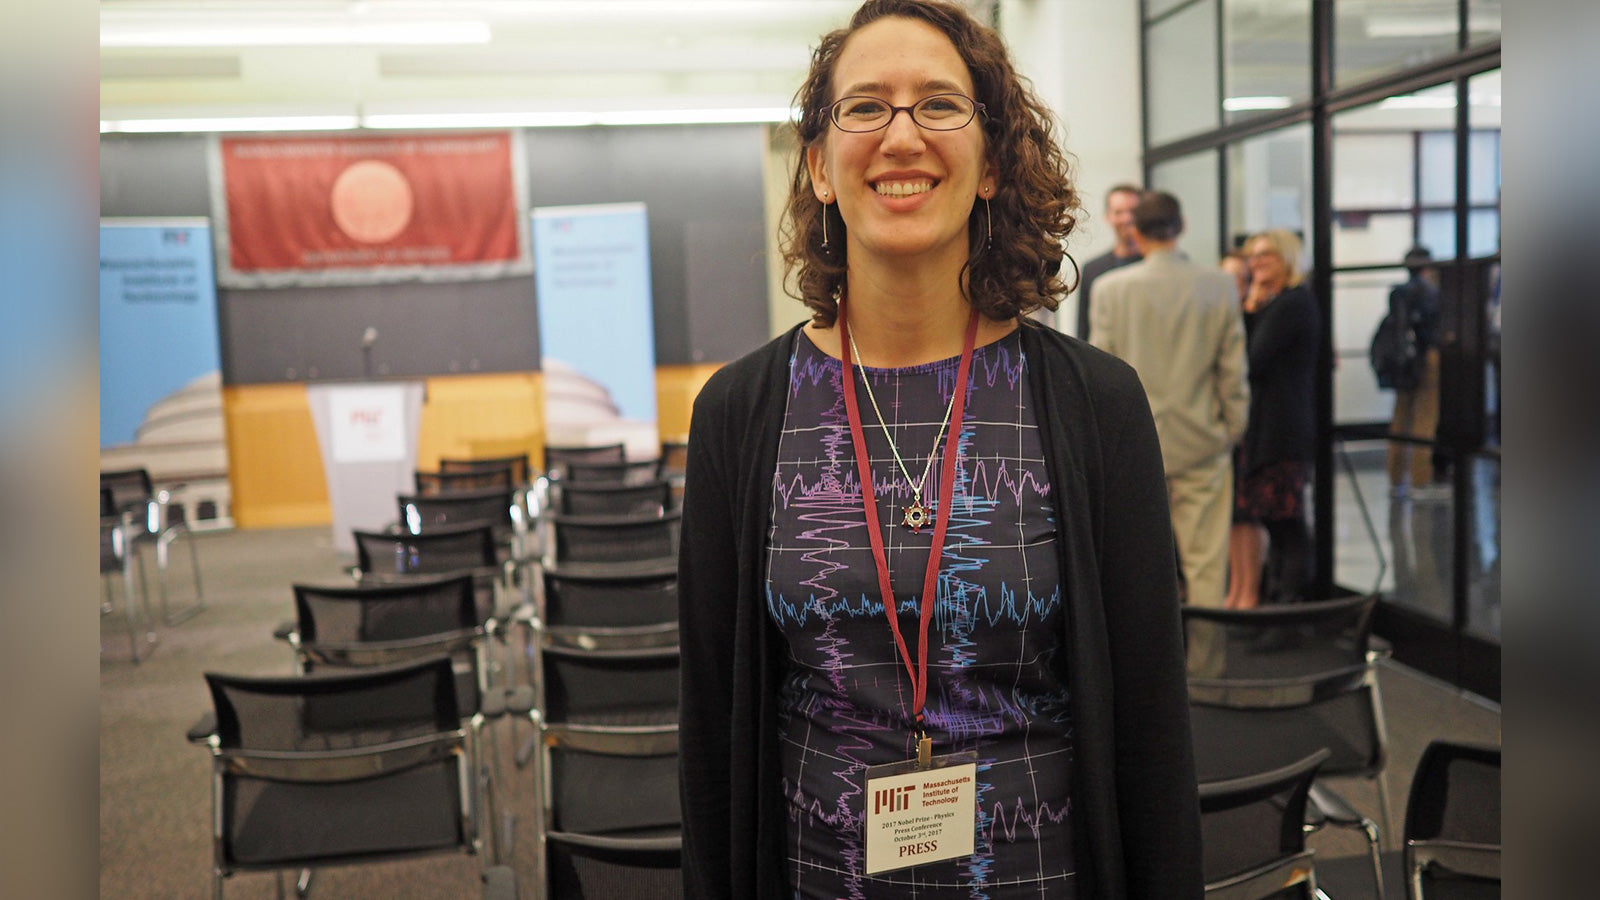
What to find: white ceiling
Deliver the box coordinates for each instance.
[100,0,892,128]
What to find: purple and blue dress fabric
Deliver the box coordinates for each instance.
[765,329,1077,899]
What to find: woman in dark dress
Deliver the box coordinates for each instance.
[1233,228,1319,606]
[676,2,1203,898]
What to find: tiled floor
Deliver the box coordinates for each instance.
[1332,441,1501,637]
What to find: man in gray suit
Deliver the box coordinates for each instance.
[1090,191,1248,672]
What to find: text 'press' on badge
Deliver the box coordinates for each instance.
[863,755,978,875]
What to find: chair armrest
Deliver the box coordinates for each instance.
[272,621,298,643]
[186,712,217,744]
[482,864,519,900]
[1307,782,1371,827]
[1406,839,1500,882]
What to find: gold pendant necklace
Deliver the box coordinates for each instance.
[847,330,957,533]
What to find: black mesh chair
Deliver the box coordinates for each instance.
[542,511,681,571]
[438,454,535,521]
[415,468,515,496]
[522,643,682,899]
[1403,740,1501,900]
[538,563,679,650]
[441,454,532,487]
[543,443,626,479]
[354,523,499,585]
[398,487,530,562]
[1184,595,1392,900]
[657,440,688,480]
[559,458,665,486]
[1199,748,1329,900]
[101,467,205,624]
[284,575,502,719]
[551,479,675,518]
[351,524,525,689]
[658,439,689,508]
[278,575,520,864]
[187,657,517,900]
[100,486,157,662]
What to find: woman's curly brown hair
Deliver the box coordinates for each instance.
[780,0,1081,327]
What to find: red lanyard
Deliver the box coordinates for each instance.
[838,302,980,731]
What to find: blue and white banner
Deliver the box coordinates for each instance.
[531,203,657,426]
[99,219,222,448]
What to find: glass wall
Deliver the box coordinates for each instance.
[1141,0,1500,697]
[1146,0,1219,145]
[1226,124,1312,255]
[1467,69,1502,256]
[1223,0,1311,125]
[1334,0,1463,88]
[1150,150,1220,266]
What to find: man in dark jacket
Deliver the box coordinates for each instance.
[1073,184,1144,339]
[1386,245,1442,492]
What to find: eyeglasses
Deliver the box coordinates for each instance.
[827,93,985,133]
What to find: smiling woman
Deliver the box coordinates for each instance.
[677,2,1205,898]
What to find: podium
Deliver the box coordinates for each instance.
[306,381,425,555]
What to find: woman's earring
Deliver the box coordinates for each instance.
[820,202,830,252]
[983,196,993,249]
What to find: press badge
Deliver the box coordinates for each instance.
[862,750,978,875]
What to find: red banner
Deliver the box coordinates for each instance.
[215,131,528,286]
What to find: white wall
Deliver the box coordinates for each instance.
[999,0,1144,336]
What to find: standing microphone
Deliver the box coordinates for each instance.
[361,326,378,379]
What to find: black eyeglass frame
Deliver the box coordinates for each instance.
[826,92,988,133]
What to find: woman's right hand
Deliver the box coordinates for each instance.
[1243,282,1272,313]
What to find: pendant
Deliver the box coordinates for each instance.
[902,502,931,533]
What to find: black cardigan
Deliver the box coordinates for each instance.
[1241,283,1320,473]
[677,320,1203,899]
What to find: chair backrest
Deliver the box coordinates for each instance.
[1199,748,1328,897]
[202,657,468,872]
[545,512,681,567]
[545,832,682,900]
[1185,596,1385,782]
[559,458,665,486]
[354,523,499,577]
[101,468,154,519]
[399,488,519,542]
[100,486,126,572]
[543,567,678,635]
[1404,740,1501,899]
[294,575,479,645]
[100,515,127,574]
[440,453,531,485]
[554,479,674,518]
[539,644,681,839]
[1184,595,1377,681]
[544,443,627,477]
[415,467,514,496]
[292,575,484,715]
[658,440,688,478]
[100,464,157,528]
[541,643,680,725]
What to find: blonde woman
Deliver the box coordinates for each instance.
[1232,229,1319,607]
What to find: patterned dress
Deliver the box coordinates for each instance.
[765,329,1077,899]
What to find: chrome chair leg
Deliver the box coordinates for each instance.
[156,526,207,625]
[1363,817,1386,900]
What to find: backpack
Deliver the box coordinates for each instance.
[1370,283,1423,390]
